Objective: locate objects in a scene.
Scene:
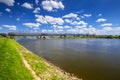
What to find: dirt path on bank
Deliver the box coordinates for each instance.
[16,47,41,80]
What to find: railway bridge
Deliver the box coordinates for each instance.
[8,32,90,38]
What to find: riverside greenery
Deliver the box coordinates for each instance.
[0,37,34,80]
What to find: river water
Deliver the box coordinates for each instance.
[17,38,120,80]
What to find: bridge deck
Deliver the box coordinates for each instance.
[8,32,88,36]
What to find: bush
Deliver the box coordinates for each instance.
[0,33,7,37]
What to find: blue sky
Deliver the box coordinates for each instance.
[0,0,120,35]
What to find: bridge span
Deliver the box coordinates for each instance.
[8,32,92,38]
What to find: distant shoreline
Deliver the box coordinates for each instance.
[1,33,120,39]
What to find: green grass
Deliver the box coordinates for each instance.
[0,37,34,80]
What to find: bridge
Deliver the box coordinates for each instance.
[8,32,93,38]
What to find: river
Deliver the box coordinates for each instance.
[17,38,120,80]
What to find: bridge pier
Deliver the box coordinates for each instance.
[36,36,46,39]
[63,35,66,38]
[43,36,46,39]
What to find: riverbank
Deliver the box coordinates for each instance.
[0,37,81,80]
[0,37,34,80]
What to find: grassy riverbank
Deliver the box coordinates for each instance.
[0,37,80,80]
[0,37,34,80]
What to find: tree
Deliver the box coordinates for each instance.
[0,33,7,37]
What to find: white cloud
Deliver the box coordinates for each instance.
[42,29,62,33]
[42,29,57,33]
[75,25,86,29]
[101,23,112,27]
[64,26,120,35]
[5,8,11,12]
[47,30,54,33]
[38,24,120,35]
[81,16,84,19]
[42,29,47,33]
[71,21,88,27]
[53,29,64,33]
[17,3,20,5]
[35,15,47,24]
[66,28,86,34]
[98,13,102,16]
[0,0,15,6]
[96,27,112,35]
[50,25,64,33]
[66,29,76,33]
[17,18,20,21]
[46,16,64,25]
[21,3,33,9]
[64,25,71,29]
[65,19,72,23]
[2,25,16,30]
[23,23,40,28]
[88,27,96,34]
[63,13,78,18]
[45,16,64,25]
[52,25,63,29]
[42,23,120,35]
[0,27,2,29]
[41,0,64,11]
[65,26,96,34]
[115,27,120,31]
[103,27,112,31]
[88,25,93,28]
[96,18,106,22]
[65,18,87,27]
[83,14,92,17]
[96,26,120,35]
[35,15,64,25]
[35,0,39,5]
[76,17,81,20]
[33,7,40,13]
[65,19,72,24]
[62,21,88,34]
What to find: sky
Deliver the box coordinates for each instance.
[0,0,120,35]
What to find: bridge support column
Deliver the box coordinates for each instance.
[43,36,46,39]
[63,35,66,38]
